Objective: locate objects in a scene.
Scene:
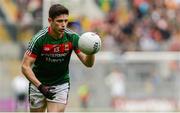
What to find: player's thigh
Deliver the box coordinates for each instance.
[30,104,46,112]
[46,82,70,112]
[47,101,66,112]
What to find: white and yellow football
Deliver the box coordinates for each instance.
[78,32,101,55]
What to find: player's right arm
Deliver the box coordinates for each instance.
[21,52,41,87]
[21,28,56,99]
[21,53,56,99]
[21,28,45,88]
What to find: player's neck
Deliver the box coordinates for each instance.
[51,32,64,39]
[48,27,64,39]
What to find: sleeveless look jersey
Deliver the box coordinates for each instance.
[26,27,80,85]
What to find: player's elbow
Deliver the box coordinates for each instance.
[85,62,94,68]
[86,64,93,68]
[85,55,95,67]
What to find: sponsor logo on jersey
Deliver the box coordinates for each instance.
[41,42,73,63]
[42,42,72,54]
[44,47,50,51]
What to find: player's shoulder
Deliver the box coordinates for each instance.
[32,27,48,41]
[65,28,79,37]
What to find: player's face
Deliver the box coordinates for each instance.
[49,14,68,35]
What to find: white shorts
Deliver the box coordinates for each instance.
[29,82,70,109]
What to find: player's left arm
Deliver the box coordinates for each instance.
[76,51,95,67]
[72,33,95,67]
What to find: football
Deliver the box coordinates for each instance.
[78,32,101,55]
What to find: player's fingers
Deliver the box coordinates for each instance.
[48,92,56,99]
[52,95,56,99]
[48,86,56,90]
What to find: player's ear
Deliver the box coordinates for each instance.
[48,18,52,23]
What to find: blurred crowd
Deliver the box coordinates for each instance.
[96,0,180,52]
[1,0,180,53]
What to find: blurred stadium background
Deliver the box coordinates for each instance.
[1,0,180,112]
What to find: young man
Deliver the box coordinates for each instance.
[21,4,95,112]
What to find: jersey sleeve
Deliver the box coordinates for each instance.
[26,36,41,58]
[72,34,81,54]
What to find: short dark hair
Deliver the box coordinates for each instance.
[49,4,69,19]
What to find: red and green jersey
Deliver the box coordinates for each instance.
[26,27,80,85]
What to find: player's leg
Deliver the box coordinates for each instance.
[46,82,70,112]
[30,102,46,112]
[29,83,47,112]
[47,101,66,112]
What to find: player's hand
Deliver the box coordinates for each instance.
[38,84,56,100]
